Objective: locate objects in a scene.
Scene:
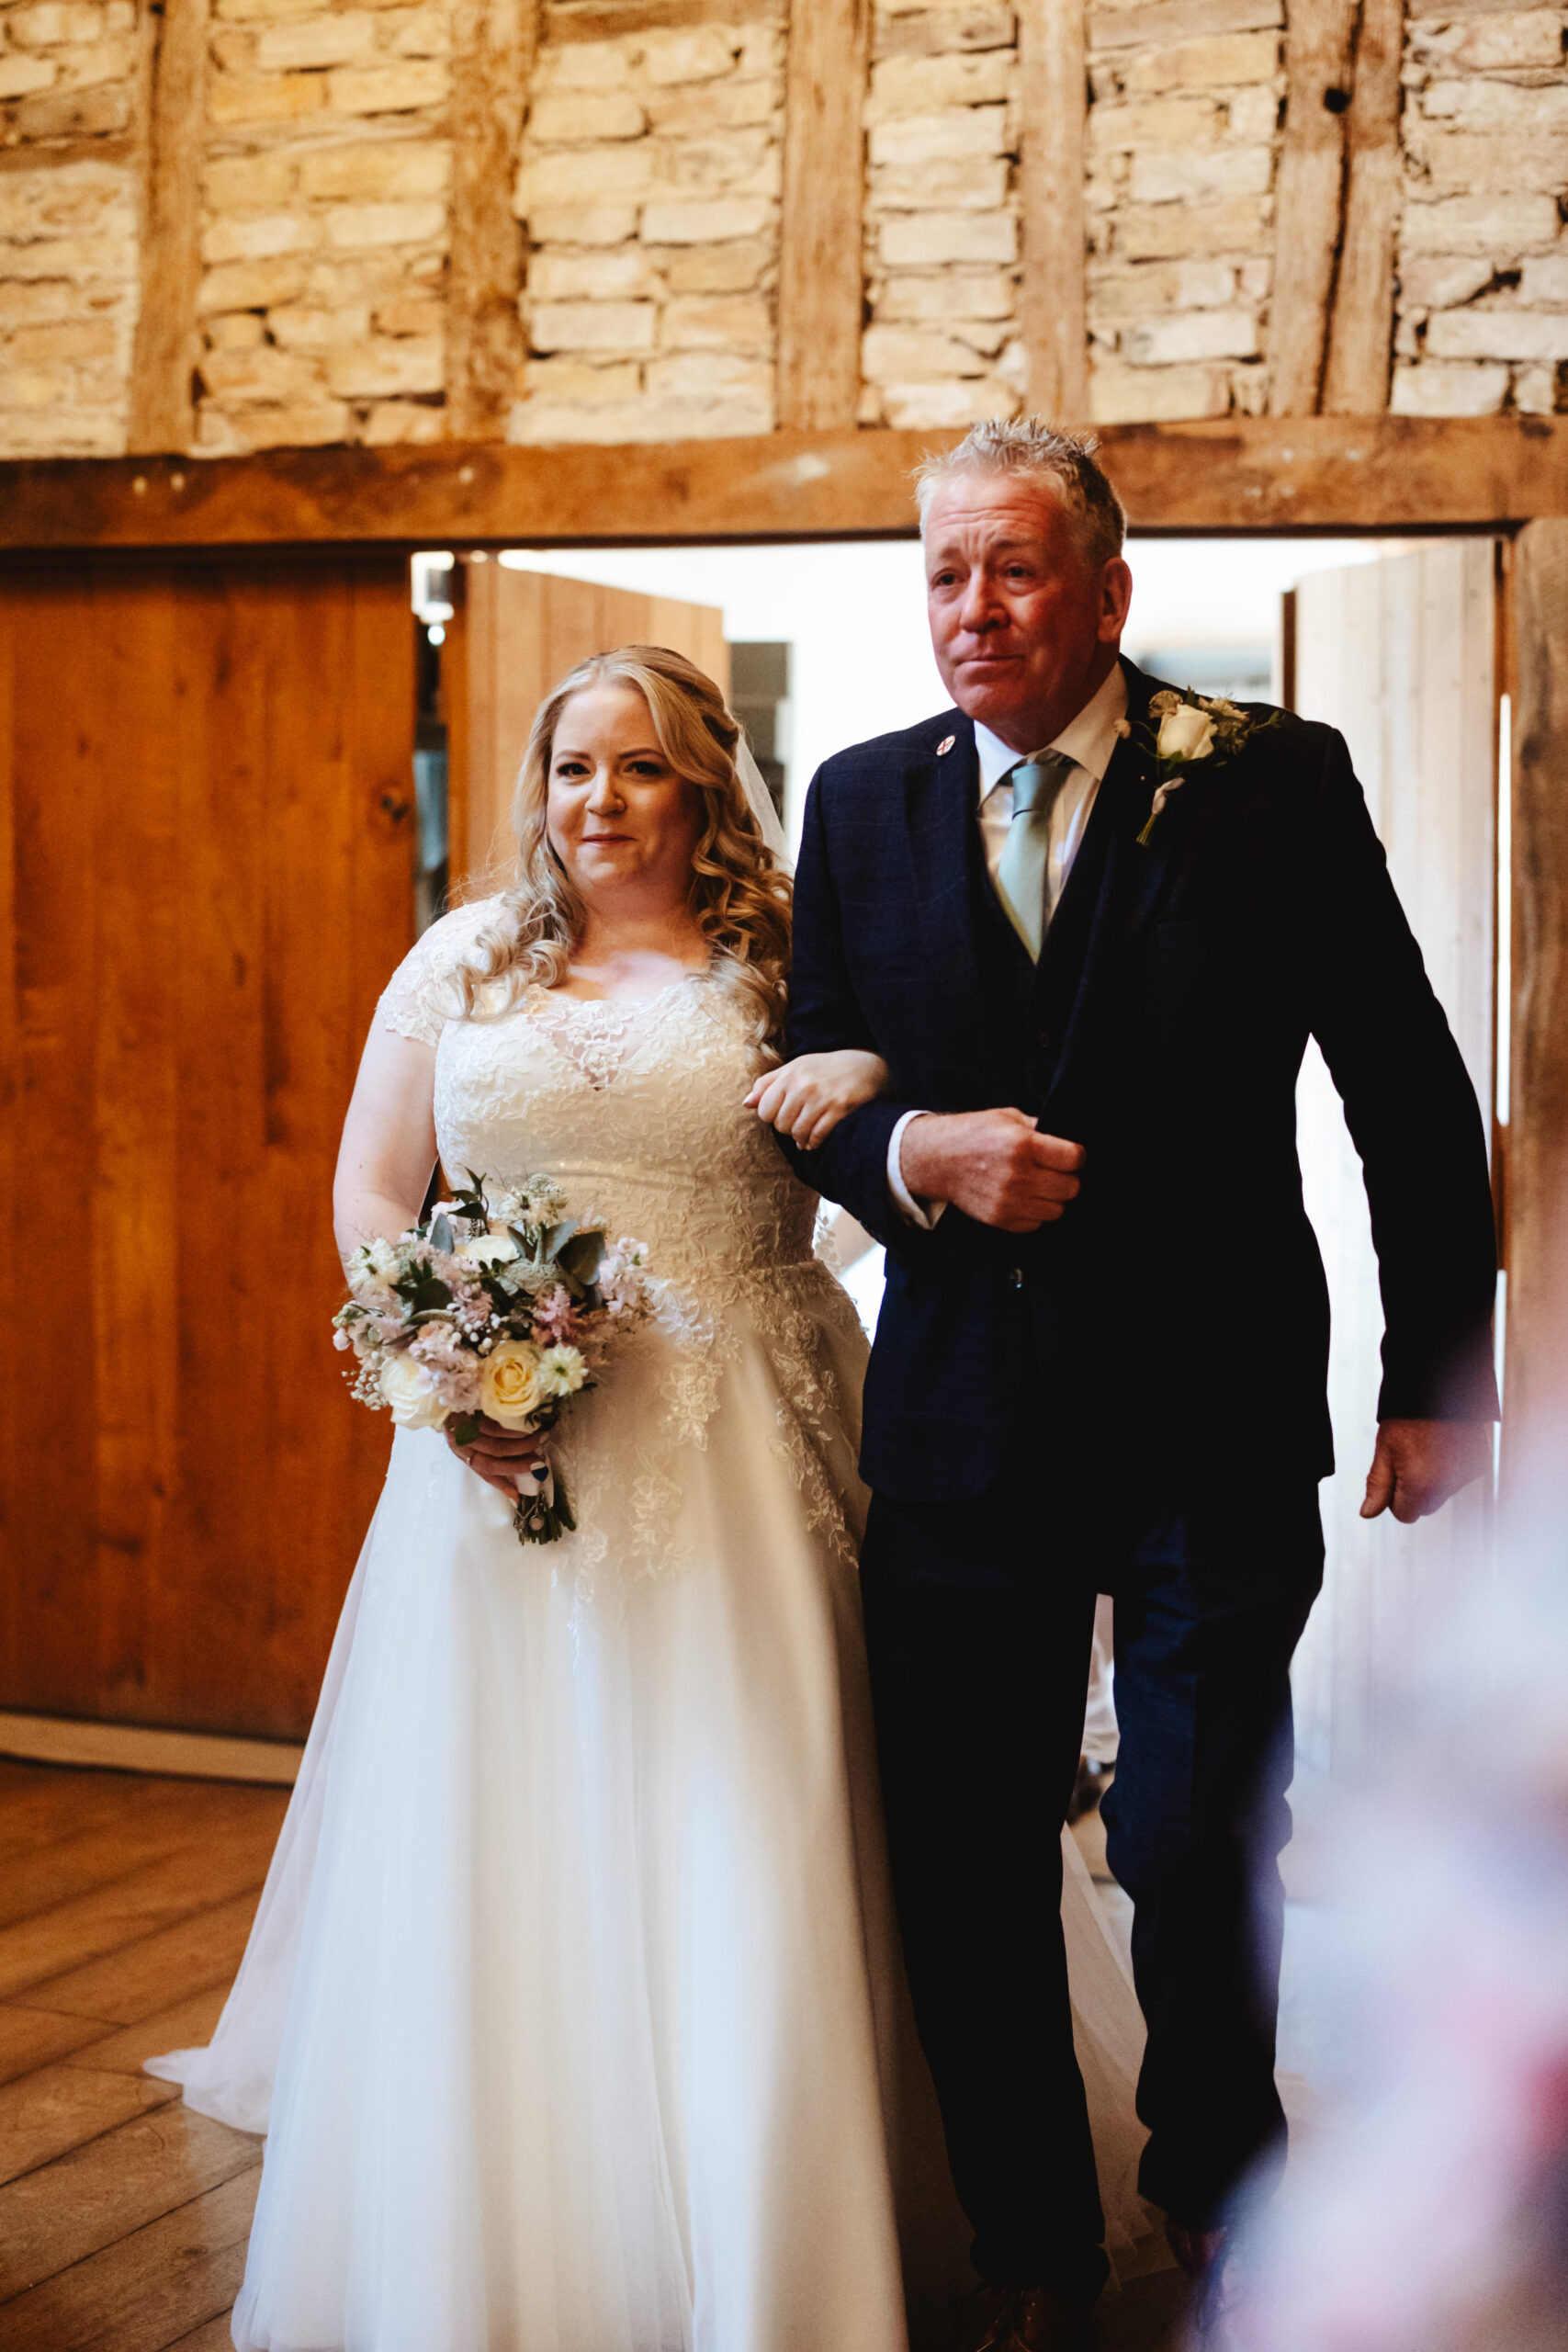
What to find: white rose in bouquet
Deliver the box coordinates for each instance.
[480,1339,551,1429]
[1156,703,1216,763]
[456,1234,520,1271]
[379,1351,449,1430]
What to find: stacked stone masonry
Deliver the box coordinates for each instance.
[196,0,454,453]
[0,0,141,457]
[0,0,1563,457]
[1393,2,1568,416]
[1086,0,1282,424]
[513,12,785,443]
[860,0,1023,430]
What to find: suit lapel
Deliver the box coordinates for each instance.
[900,714,1000,1078]
[1043,661,1174,1120]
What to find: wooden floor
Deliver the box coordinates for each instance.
[0,1758,284,2350]
[0,1758,1191,2351]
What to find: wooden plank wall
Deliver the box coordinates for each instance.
[0,553,416,1741]
[1504,520,1568,1464]
[449,562,729,889]
[1290,541,1497,1780]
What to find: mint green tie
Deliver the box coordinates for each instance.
[994,751,1075,961]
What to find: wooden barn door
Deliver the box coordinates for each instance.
[1287,541,1500,1783]
[446,560,728,891]
[0,551,415,1741]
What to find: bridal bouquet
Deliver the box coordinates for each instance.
[333,1171,653,1544]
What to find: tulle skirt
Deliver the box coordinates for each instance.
[150,1302,1160,2352]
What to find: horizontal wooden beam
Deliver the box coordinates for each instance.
[546,0,779,35]
[2,418,1564,552]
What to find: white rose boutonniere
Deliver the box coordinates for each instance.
[1134,687,1278,846]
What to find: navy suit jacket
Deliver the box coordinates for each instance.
[783,659,1500,1504]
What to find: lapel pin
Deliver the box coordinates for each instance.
[937,735,955,756]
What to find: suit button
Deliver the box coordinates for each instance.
[1008,1267,1024,1289]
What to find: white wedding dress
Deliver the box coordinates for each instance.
[150,900,1161,2352]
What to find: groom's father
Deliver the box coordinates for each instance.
[782,420,1498,2349]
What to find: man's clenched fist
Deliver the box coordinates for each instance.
[899,1107,1085,1234]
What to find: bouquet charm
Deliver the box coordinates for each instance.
[333,1171,653,1544]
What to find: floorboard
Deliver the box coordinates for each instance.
[59,1983,231,2077]
[0,2004,117,2087]
[0,2165,260,2352]
[0,2103,260,2299]
[20,1893,265,2028]
[0,1824,278,2007]
[0,2062,179,2187]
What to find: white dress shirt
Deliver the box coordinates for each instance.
[887,663,1130,1227]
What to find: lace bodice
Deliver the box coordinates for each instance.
[379,900,819,1300]
[378,901,863,1578]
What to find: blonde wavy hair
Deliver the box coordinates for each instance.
[446,644,793,1055]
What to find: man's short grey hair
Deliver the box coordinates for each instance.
[914,418,1127,572]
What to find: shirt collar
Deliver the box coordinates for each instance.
[973,662,1130,799]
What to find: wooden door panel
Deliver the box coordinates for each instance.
[0,554,415,1740]
[1287,543,1498,1781]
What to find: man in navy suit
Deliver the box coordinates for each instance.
[780,421,1498,2349]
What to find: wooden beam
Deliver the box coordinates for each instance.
[1503,519,1568,1457]
[1267,0,1357,416]
[776,0,872,432]
[1322,0,1404,414]
[548,0,779,33]
[1020,0,1089,419]
[445,0,534,441]
[127,0,210,458]
[1,417,1564,549]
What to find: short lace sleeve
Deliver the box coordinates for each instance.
[377,898,504,1048]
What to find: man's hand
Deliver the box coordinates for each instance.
[1359,1418,1493,1524]
[446,1412,544,1502]
[899,1107,1084,1234]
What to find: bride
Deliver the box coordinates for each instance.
[150,645,1154,2352]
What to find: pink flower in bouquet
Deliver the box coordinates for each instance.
[533,1285,586,1346]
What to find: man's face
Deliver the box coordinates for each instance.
[923,473,1133,752]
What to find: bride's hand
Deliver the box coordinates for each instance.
[746,1049,889,1150]
[446,1412,545,1500]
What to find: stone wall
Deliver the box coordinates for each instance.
[196,0,453,452]
[1086,4,1280,423]
[0,0,141,456]
[1393,2,1568,415]
[0,0,1563,458]
[513,13,784,442]
[860,0,1021,430]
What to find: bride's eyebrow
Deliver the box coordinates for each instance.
[551,743,668,763]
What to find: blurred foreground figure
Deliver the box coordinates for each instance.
[1228,1423,1568,2352]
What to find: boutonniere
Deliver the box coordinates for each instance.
[1126,689,1279,847]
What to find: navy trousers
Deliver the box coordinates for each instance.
[859,1400,1323,2301]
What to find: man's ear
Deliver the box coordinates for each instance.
[1098,557,1134,643]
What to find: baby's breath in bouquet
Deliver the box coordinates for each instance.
[333,1171,653,1544]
